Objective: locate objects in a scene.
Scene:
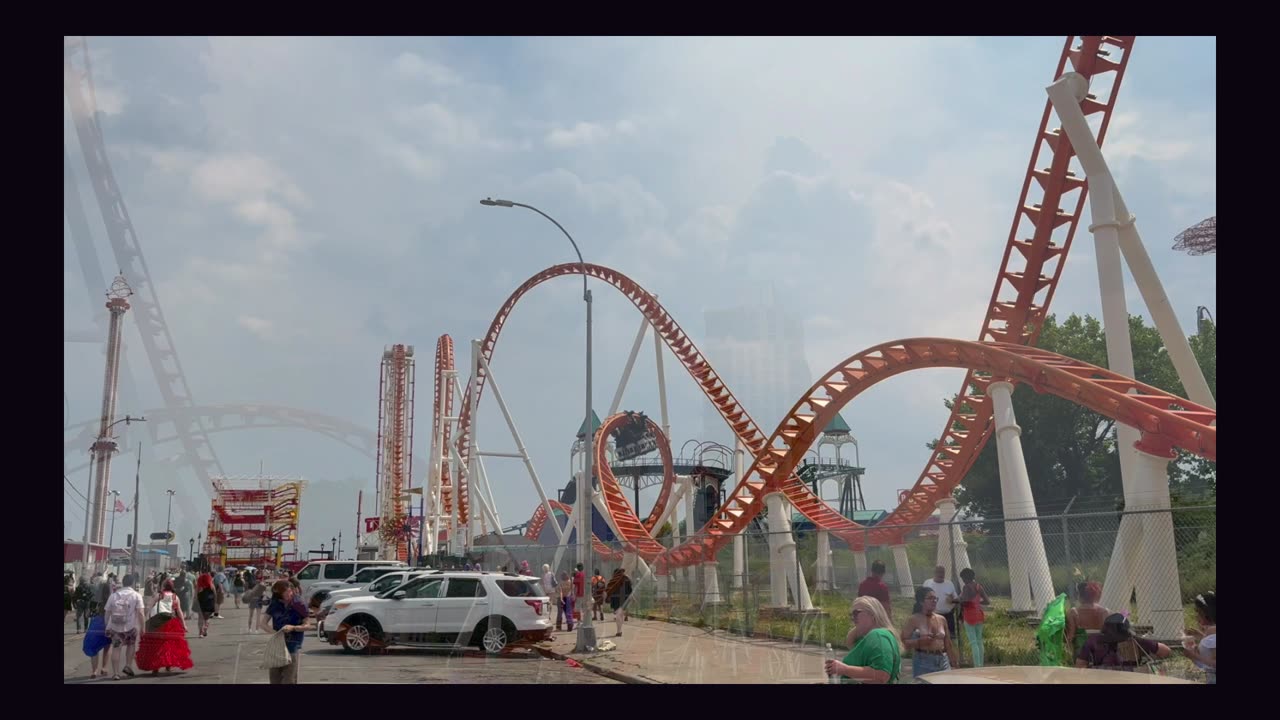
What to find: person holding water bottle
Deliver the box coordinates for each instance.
[824,596,902,684]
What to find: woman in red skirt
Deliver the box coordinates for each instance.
[136,579,194,674]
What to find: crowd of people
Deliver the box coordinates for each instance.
[67,565,313,684]
[840,561,1216,683]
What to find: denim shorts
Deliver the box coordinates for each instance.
[913,652,951,678]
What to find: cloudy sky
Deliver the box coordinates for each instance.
[64,36,1215,556]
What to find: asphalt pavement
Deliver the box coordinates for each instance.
[63,605,619,684]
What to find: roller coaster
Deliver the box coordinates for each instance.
[422,36,1216,596]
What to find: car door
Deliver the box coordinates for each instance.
[386,577,443,637]
[435,578,489,639]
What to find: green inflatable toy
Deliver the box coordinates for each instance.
[1036,593,1068,666]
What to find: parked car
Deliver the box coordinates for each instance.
[298,561,406,603]
[915,666,1194,684]
[315,570,432,630]
[323,571,550,655]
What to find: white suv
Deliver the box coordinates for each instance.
[323,571,551,655]
[316,570,431,627]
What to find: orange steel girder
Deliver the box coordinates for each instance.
[590,413,678,561]
[659,338,1215,565]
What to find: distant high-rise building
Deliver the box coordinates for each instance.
[701,293,813,449]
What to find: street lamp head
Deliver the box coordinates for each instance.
[480,197,514,207]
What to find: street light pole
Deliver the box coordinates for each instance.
[108,490,121,569]
[165,489,176,568]
[130,443,142,578]
[80,414,146,576]
[480,197,596,652]
[80,451,96,578]
[338,531,343,560]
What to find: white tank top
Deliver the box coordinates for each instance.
[156,591,176,615]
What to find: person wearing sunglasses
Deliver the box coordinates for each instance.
[824,596,903,684]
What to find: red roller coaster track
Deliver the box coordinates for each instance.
[442,36,1145,566]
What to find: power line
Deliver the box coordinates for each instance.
[64,485,87,515]
[65,475,88,502]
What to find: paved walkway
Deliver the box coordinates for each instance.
[539,616,896,684]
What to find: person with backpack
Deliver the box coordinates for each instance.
[195,572,217,638]
[136,578,194,675]
[604,568,632,637]
[103,574,146,681]
[232,569,245,608]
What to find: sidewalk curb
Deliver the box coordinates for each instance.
[534,645,658,684]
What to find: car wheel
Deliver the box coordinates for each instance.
[342,619,376,654]
[478,617,515,655]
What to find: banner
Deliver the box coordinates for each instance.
[365,517,380,533]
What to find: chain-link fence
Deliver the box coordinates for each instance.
[498,505,1213,679]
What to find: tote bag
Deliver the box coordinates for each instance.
[261,630,293,669]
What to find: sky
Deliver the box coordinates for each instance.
[64,36,1216,557]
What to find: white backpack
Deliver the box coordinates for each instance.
[107,591,133,631]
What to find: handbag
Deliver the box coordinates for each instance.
[261,630,293,669]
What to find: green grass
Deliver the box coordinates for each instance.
[632,585,1209,679]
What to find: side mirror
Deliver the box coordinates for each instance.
[393,590,407,600]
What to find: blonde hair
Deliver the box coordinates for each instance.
[851,596,904,654]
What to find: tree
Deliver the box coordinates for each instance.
[940,313,1216,518]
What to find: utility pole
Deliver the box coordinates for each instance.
[130,443,142,578]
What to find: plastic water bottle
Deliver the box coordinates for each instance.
[825,643,840,684]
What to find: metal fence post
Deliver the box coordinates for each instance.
[948,506,961,665]
[1062,496,1076,604]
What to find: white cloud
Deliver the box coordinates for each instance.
[545,121,611,148]
[393,52,462,86]
[238,315,274,339]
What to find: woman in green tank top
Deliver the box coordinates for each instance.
[825,596,903,683]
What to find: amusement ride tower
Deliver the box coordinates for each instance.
[89,274,133,557]
[375,345,416,562]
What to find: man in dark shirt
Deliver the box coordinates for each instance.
[856,560,894,621]
[1075,613,1172,670]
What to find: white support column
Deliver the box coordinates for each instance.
[1101,439,1184,639]
[733,442,746,589]
[479,353,562,542]
[764,491,813,611]
[608,314,650,417]
[935,496,972,583]
[1048,73,1214,411]
[551,498,580,573]
[764,493,789,607]
[989,381,1056,615]
[816,530,834,592]
[702,560,723,604]
[684,476,697,589]
[891,544,914,598]
[853,548,868,583]
[474,455,503,531]
[1046,75,1143,519]
[652,311,671,443]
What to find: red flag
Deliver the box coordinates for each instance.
[365,517,380,533]
[114,499,126,513]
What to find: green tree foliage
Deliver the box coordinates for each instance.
[938,314,1216,518]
